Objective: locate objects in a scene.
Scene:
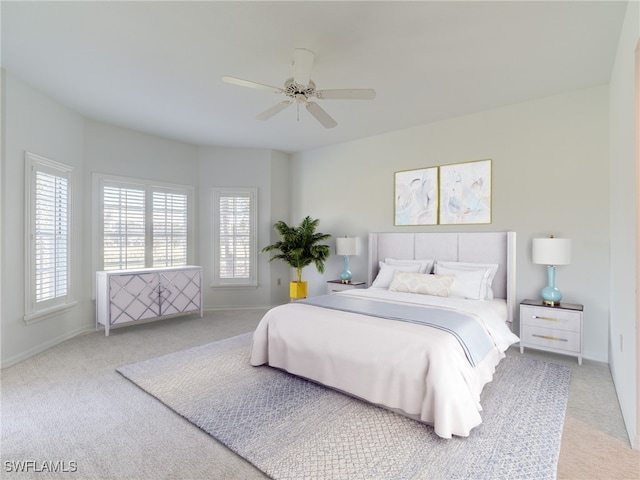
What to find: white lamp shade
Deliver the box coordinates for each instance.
[532,237,571,266]
[336,237,359,256]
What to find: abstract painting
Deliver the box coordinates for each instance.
[439,159,492,225]
[394,167,438,225]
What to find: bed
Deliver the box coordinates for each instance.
[250,231,519,438]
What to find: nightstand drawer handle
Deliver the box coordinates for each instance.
[532,334,568,342]
[532,315,563,322]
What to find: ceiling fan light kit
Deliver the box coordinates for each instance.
[222,48,376,128]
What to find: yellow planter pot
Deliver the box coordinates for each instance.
[290,281,308,300]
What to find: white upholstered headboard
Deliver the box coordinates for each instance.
[368,231,516,324]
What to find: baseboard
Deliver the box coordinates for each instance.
[1,324,95,369]
[203,305,273,312]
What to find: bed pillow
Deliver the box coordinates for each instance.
[371,262,421,289]
[434,262,499,300]
[384,258,435,274]
[388,271,454,297]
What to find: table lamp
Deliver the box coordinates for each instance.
[532,235,571,306]
[336,237,359,283]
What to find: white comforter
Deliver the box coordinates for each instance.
[250,288,520,438]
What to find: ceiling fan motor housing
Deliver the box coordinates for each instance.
[284,78,316,100]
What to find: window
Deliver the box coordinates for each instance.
[152,190,188,267]
[94,174,194,272]
[103,185,146,270]
[25,152,75,322]
[213,187,257,287]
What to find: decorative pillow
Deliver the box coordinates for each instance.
[371,262,421,289]
[384,258,435,274]
[434,262,499,300]
[388,272,454,297]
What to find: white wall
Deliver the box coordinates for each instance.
[292,86,611,363]
[84,120,200,184]
[267,150,292,306]
[1,71,91,366]
[197,146,290,309]
[609,0,639,450]
[1,79,295,366]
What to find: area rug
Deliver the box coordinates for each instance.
[117,332,571,480]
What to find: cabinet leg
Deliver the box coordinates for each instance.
[520,345,524,354]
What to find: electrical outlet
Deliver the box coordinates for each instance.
[620,334,623,352]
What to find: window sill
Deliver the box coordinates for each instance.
[24,300,78,325]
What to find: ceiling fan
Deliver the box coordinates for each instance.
[222,48,376,129]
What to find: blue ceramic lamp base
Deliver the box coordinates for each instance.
[340,256,352,284]
[541,265,562,306]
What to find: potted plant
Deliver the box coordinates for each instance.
[261,216,331,299]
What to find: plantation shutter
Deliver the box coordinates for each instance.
[102,185,146,270]
[213,187,257,286]
[153,190,188,267]
[35,169,69,302]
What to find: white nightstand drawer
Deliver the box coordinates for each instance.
[520,306,581,332]
[521,325,581,353]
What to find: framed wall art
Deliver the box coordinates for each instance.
[439,159,492,225]
[394,167,438,226]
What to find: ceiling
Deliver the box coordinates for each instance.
[1,1,628,153]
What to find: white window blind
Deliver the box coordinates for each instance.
[94,174,194,272]
[153,190,188,267]
[35,170,69,302]
[103,186,146,270]
[213,188,257,287]
[25,152,75,322]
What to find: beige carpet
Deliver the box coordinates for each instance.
[1,309,638,479]
[558,415,640,480]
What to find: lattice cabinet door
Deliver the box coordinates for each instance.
[109,272,161,324]
[159,269,202,317]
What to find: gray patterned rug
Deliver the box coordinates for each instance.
[117,332,571,480]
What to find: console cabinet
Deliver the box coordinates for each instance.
[96,266,203,336]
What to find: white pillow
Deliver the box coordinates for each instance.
[388,272,454,297]
[371,262,421,289]
[434,262,499,300]
[384,258,435,274]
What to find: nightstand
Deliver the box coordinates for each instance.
[519,299,583,365]
[326,280,366,294]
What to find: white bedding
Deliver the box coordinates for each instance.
[250,288,519,439]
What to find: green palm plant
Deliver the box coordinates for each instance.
[261,216,331,283]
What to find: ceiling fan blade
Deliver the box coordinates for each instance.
[221,76,283,94]
[315,88,377,100]
[293,48,315,87]
[305,102,337,129]
[255,101,291,121]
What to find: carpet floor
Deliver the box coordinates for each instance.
[118,332,571,480]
